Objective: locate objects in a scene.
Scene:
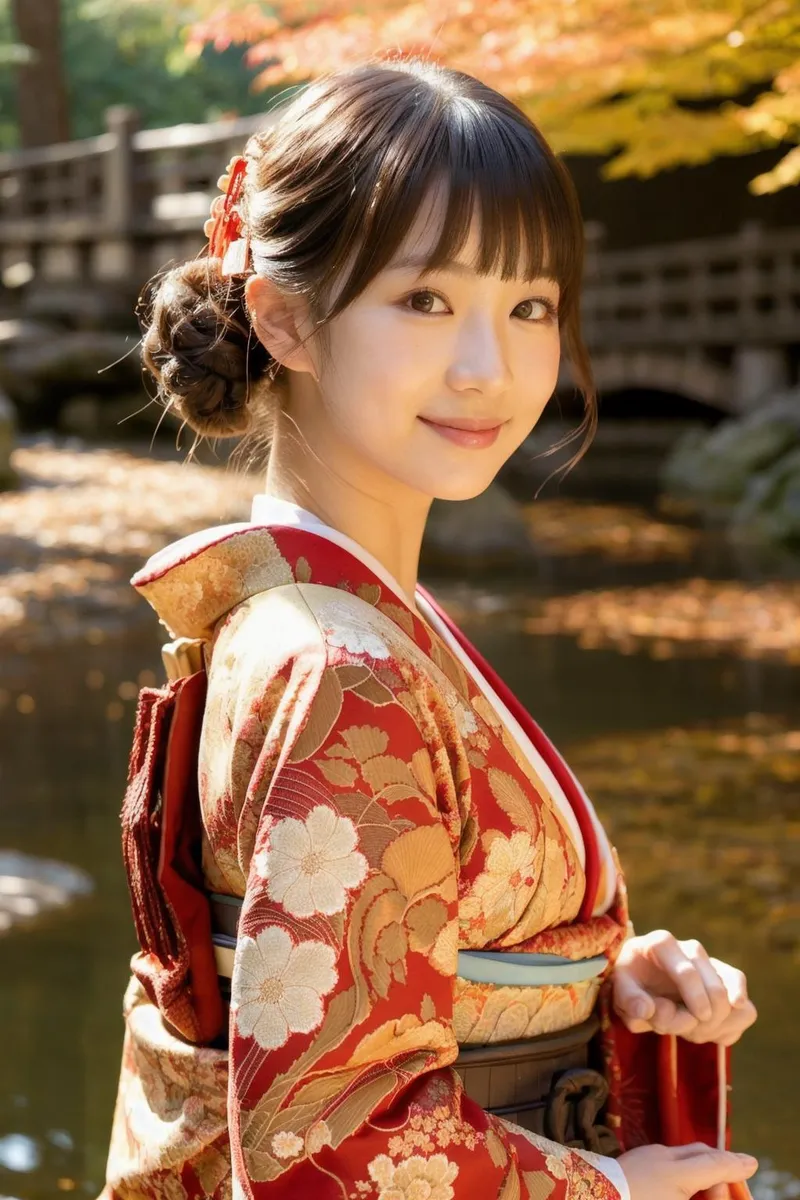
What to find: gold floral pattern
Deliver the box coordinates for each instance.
[453,977,601,1045]
[365,1152,459,1200]
[102,523,628,1200]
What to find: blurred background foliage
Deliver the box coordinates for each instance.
[0,0,281,151]
[1,1,798,193]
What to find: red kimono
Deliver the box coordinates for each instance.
[100,495,732,1200]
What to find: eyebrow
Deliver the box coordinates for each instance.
[386,254,559,286]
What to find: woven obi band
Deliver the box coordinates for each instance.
[208,894,620,1156]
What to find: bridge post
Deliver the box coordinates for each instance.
[732,345,790,413]
[729,220,791,413]
[92,105,140,283]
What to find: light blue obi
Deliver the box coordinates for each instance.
[456,950,608,987]
[209,892,608,987]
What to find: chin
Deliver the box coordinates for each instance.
[430,473,499,503]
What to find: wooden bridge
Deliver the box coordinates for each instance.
[0,105,797,415]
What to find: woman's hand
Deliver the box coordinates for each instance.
[618,1143,757,1200]
[612,930,758,1045]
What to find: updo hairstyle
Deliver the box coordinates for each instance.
[139,55,596,468]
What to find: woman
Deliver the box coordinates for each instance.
[102,57,759,1200]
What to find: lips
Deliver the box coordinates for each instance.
[419,416,504,432]
[417,415,506,450]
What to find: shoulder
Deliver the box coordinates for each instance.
[219,581,420,670]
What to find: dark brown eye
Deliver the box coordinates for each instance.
[406,290,445,313]
[515,298,558,322]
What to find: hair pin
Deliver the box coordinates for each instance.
[208,155,251,277]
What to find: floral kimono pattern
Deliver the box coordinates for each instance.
[102,496,642,1200]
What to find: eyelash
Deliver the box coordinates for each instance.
[401,288,559,322]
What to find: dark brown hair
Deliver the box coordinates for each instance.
[140,55,596,469]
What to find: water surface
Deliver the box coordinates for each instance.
[1,498,798,1199]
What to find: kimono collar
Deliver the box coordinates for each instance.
[130,493,420,642]
[249,494,419,609]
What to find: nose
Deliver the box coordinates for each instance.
[445,313,512,398]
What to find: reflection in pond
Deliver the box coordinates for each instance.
[520,497,702,562]
[0,851,93,935]
[0,487,798,1199]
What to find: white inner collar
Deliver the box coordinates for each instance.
[249,493,420,609]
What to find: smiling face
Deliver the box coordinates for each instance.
[285,188,563,504]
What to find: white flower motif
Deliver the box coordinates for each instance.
[271,1131,304,1160]
[368,1153,458,1200]
[545,1153,568,1179]
[232,925,337,1049]
[325,610,390,658]
[256,805,368,918]
[455,702,478,738]
[305,1119,333,1155]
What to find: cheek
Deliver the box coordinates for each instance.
[514,332,561,420]
[324,313,436,431]
[529,328,561,388]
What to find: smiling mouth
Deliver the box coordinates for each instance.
[417,415,506,449]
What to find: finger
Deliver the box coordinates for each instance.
[652,937,714,1022]
[651,995,699,1037]
[707,1185,731,1200]
[675,1148,758,1189]
[684,944,734,1029]
[683,1001,758,1047]
[613,969,657,1023]
[709,958,751,1009]
[673,1141,722,1159]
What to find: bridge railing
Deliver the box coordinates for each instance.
[582,222,800,347]
[0,106,276,292]
[0,104,798,352]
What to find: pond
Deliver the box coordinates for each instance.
[1,472,799,1200]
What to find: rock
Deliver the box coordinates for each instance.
[0,318,54,348]
[661,386,800,507]
[0,389,18,491]
[0,849,93,936]
[422,483,536,570]
[58,392,179,439]
[732,446,800,546]
[0,329,142,408]
[733,387,800,433]
[24,280,139,330]
[58,394,102,439]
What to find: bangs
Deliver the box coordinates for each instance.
[324,82,584,318]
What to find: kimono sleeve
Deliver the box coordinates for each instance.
[226,647,628,1200]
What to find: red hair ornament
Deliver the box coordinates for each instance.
[207,155,251,278]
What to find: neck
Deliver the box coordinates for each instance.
[264,398,432,605]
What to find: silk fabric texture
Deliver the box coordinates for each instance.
[100,496,724,1200]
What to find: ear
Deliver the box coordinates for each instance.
[245,274,318,378]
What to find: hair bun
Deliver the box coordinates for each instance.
[140,259,271,438]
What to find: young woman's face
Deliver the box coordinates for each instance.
[296,190,563,503]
